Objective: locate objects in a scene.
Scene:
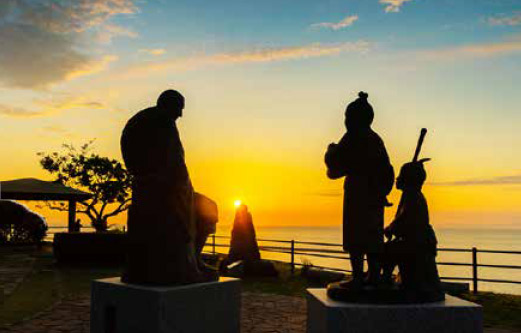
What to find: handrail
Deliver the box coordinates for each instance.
[40,227,520,294]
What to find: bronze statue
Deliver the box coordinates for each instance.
[120,90,218,285]
[328,128,445,303]
[381,129,445,302]
[325,92,394,288]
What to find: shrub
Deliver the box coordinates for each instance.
[0,200,48,244]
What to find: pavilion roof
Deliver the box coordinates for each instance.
[0,178,91,201]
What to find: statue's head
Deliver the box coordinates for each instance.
[157,90,185,119]
[345,91,374,132]
[396,159,430,191]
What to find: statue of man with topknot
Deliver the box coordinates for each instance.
[325,92,394,290]
[120,90,217,285]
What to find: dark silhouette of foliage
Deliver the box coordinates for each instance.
[0,200,48,244]
[37,141,131,232]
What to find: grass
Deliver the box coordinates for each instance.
[1,247,520,331]
[461,292,521,331]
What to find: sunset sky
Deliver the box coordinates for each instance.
[0,0,520,229]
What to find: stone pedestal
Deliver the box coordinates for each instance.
[91,277,240,333]
[307,288,482,333]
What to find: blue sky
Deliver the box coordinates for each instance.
[0,0,520,227]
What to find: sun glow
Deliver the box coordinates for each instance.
[234,199,242,208]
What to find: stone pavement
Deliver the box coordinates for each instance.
[0,250,35,299]
[0,292,517,333]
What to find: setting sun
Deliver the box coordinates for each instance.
[234,200,242,208]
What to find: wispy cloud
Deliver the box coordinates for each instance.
[419,35,521,60]
[0,0,137,89]
[488,12,521,27]
[139,48,167,56]
[380,0,412,13]
[119,41,372,78]
[431,173,521,186]
[0,95,106,118]
[310,15,358,30]
[0,104,47,118]
[96,24,138,43]
[66,55,119,80]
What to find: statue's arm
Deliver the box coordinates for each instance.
[325,135,355,179]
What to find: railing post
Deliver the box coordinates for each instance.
[472,247,478,294]
[291,240,295,275]
[212,234,216,255]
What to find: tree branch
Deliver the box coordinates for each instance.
[104,199,131,219]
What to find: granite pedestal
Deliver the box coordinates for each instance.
[91,277,240,333]
[307,288,482,333]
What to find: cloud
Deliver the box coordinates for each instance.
[488,12,521,26]
[431,173,521,186]
[139,48,167,56]
[419,35,521,60]
[0,104,48,118]
[120,41,372,78]
[96,24,138,43]
[0,0,137,89]
[380,0,412,13]
[0,95,106,118]
[310,15,358,30]
[66,55,119,80]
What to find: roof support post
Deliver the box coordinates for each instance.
[68,200,77,233]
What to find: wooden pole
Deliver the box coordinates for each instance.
[68,200,76,233]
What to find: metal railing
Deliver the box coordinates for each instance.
[42,228,521,294]
[206,234,521,294]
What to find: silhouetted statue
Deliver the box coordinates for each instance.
[228,204,261,263]
[194,192,219,270]
[381,130,445,302]
[120,90,218,285]
[325,92,394,288]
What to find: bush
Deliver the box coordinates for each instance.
[0,200,48,244]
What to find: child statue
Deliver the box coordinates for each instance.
[381,159,445,302]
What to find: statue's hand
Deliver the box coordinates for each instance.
[384,226,393,240]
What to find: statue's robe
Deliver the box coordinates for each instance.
[193,192,218,257]
[120,107,199,284]
[325,129,391,254]
[385,191,444,301]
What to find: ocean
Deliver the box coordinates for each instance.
[45,221,521,295]
[214,225,521,295]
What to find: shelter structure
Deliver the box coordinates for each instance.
[0,178,91,232]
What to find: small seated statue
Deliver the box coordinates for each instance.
[381,160,445,303]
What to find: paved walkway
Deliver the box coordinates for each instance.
[1,292,517,333]
[0,250,35,299]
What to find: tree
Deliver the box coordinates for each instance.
[38,141,132,232]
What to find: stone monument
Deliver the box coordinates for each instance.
[90,90,239,333]
[316,98,483,331]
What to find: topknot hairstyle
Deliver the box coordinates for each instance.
[345,91,374,129]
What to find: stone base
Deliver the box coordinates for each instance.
[91,277,241,333]
[307,288,482,333]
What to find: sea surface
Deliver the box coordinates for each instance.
[213,225,521,295]
[46,222,521,295]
